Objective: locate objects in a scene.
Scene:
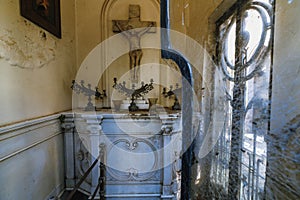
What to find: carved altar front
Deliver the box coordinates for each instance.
[62,111,182,199]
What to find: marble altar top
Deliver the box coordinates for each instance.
[66,108,181,119]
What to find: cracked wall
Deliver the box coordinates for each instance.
[0,0,76,126]
[266,0,300,198]
[0,21,56,69]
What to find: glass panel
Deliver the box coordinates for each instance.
[241,50,271,200]
[211,0,273,199]
[240,1,273,199]
[210,15,236,198]
[243,9,264,62]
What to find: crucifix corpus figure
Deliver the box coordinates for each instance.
[112,5,156,83]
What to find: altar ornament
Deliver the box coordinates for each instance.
[162,83,181,110]
[113,77,154,112]
[112,100,122,111]
[71,80,106,111]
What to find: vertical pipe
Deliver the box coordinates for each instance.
[160,1,194,199]
[160,0,170,51]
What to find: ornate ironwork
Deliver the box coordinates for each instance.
[105,137,159,182]
[71,80,106,111]
[162,83,181,110]
[219,2,273,83]
[112,77,154,111]
[215,1,273,199]
[99,143,106,200]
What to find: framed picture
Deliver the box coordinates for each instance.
[20,0,61,38]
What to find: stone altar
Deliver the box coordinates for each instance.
[62,111,182,199]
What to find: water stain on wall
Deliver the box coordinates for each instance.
[0,20,56,69]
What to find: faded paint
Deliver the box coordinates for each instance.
[0,0,76,126]
[0,21,56,69]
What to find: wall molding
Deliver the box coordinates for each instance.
[0,113,63,162]
[0,113,65,200]
[0,131,61,163]
[0,114,61,134]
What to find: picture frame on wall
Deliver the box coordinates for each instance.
[20,0,61,38]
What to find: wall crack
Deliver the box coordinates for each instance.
[0,21,57,69]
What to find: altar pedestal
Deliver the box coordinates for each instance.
[62,111,182,199]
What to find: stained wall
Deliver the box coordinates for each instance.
[0,1,76,199]
[0,0,76,126]
[266,0,300,198]
[170,0,300,199]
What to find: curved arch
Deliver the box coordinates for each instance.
[100,0,160,41]
[99,0,160,96]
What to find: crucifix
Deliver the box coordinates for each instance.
[112,5,156,83]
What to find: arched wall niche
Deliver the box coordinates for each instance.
[98,0,176,107]
[100,0,160,41]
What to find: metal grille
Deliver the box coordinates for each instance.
[210,0,274,199]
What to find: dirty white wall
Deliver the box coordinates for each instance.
[0,115,64,200]
[0,0,76,126]
[0,1,76,199]
[266,0,300,198]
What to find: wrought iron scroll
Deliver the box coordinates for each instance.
[71,80,106,111]
[112,77,154,111]
[216,1,273,199]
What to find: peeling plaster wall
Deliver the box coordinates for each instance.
[266,0,300,198]
[0,0,76,126]
[270,0,300,135]
[0,21,56,69]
